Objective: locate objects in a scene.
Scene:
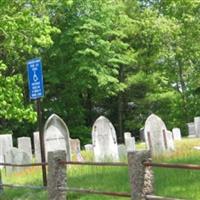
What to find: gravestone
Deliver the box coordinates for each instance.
[172,128,182,141]
[44,114,71,161]
[118,144,127,160]
[194,117,200,137]
[139,127,145,141]
[4,147,31,174]
[124,132,131,139]
[187,122,195,137]
[92,116,119,161]
[33,131,41,162]
[84,144,93,152]
[0,134,13,159]
[17,137,32,160]
[124,132,135,152]
[70,138,83,161]
[144,114,167,155]
[166,131,175,151]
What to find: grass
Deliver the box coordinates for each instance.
[0,138,200,199]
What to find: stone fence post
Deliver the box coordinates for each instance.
[128,150,153,200]
[47,150,67,200]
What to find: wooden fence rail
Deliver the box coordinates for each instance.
[1,150,199,199]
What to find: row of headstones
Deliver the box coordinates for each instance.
[0,115,83,174]
[187,116,200,138]
[1,113,182,173]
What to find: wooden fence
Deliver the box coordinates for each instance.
[0,150,200,199]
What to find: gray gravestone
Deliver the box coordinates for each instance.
[0,134,13,158]
[17,137,32,160]
[187,122,195,137]
[44,114,71,161]
[144,114,167,155]
[5,147,31,174]
[124,132,136,152]
[118,144,127,160]
[33,131,41,162]
[70,138,83,161]
[166,131,175,151]
[172,128,182,141]
[139,128,145,141]
[92,116,119,161]
[194,117,200,137]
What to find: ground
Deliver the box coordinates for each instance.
[0,138,200,200]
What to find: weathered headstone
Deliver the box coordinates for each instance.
[187,122,196,137]
[70,138,83,161]
[118,144,127,160]
[4,147,31,174]
[33,131,41,162]
[172,128,182,141]
[44,114,71,161]
[17,137,32,160]
[139,127,145,141]
[84,144,93,152]
[0,134,13,158]
[144,114,167,155]
[124,132,136,152]
[194,117,200,137]
[166,131,175,151]
[92,116,119,161]
[124,132,131,139]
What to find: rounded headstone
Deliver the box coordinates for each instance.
[92,116,119,162]
[144,114,167,155]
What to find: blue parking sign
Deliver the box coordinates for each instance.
[27,58,44,99]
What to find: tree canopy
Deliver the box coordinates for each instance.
[1,0,200,142]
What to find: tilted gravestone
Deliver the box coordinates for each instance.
[33,131,41,162]
[18,137,32,160]
[92,116,119,162]
[187,122,195,137]
[194,117,200,137]
[172,128,182,141]
[4,147,31,174]
[44,114,71,161]
[144,114,167,155]
[70,138,83,161]
[0,134,13,158]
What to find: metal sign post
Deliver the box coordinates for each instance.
[27,58,47,186]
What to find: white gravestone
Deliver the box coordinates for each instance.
[194,117,200,137]
[33,131,41,162]
[44,114,71,161]
[124,132,135,152]
[118,144,127,160]
[187,122,195,137]
[144,114,167,155]
[0,134,13,158]
[70,138,84,161]
[92,116,119,162]
[166,131,175,151]
[124,132,131,139]
[172,128,182,141]
[18,137,32,160]
[84,144,93,152]
[5,147,31,174]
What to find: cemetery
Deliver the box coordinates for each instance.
[1,0,200,200]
